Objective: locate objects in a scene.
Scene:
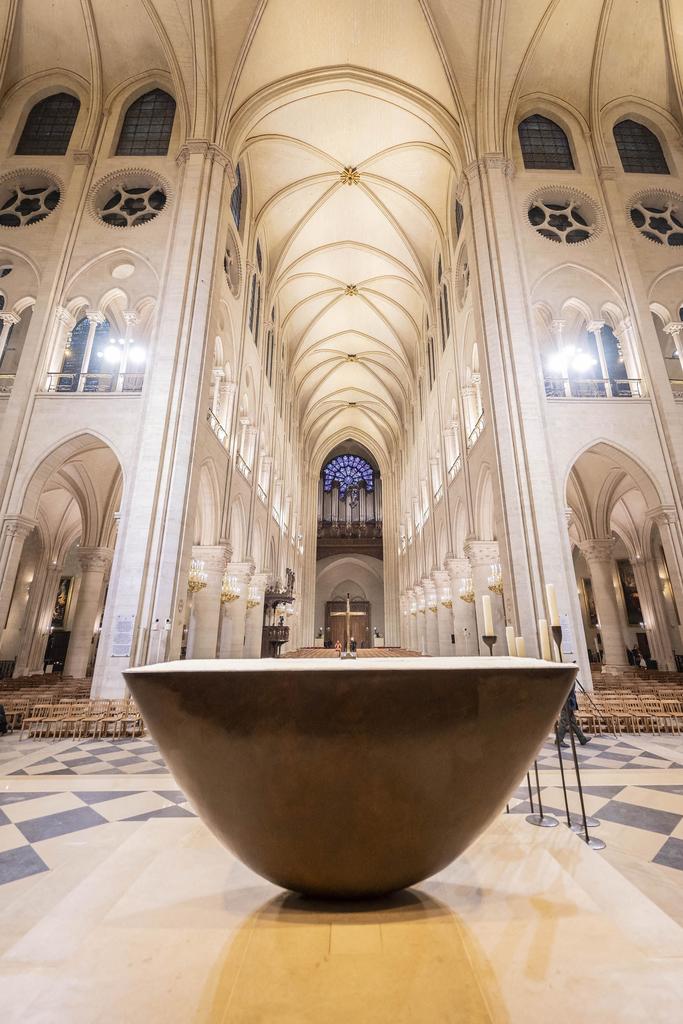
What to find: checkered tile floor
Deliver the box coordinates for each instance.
[8,737,169,776]
[2,732,683,888]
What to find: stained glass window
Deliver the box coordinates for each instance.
[16,93,80,155]
[231,165,243,227]
[518,114,574,170]
[323,454,374,496]
[116,89,175,156]
[455,200,464,238]
[613,120,669,174]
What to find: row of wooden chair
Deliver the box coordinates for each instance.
[577,691,683,735]
[11,698,145,741]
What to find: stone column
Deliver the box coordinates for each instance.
[631,558,671,670]
[578,539,629,669]
[0,515,36,636]
[244,572,269,658]
[186,543,231,659]
[218,563,253,658]
[422,577,440,656]
[432,569,454,656]
[14,561,63,675]
[414,585,426,654]
[63,547,113,678]
[465,539,504,654]
[406,588,418,651]
[445,556,477,656]
[0,312,20,366]
[663,322,683,378]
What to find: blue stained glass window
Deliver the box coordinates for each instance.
[323,454,374,496]
[231,165,243,227]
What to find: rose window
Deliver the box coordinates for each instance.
[527,191,597,244]
[629,194,683,246]
[323,455,374,497]
[0,177,60,227]
[91,171,169,228]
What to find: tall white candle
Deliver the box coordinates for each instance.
[546,583,560,627]
[538,618,551,660]
[505,626,517,656]
[516,636,526,658]
[482,595,494,635]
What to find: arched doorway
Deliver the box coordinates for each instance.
[566,443,681,671]
[0,434,123,680]
[314,441,384,648]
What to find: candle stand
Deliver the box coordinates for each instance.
[525,758,558,828]
[551,625,605,850]
[482,634,497,656]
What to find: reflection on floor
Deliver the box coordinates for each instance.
[1,731,683,1021]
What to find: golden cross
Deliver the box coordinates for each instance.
[330,592,365,651]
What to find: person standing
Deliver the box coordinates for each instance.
[557,683,591,747]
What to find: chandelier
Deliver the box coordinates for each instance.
[459,577,475,603]
[246,583,260,610]
[487,562,504,595]
[220,573,240,604]
[441,597,453,609]
[428,601,438,614]
[188,559,207,593]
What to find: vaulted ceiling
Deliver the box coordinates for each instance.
[1,0,682,461]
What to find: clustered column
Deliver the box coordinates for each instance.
[244,572,269,658]
[464,539,505,653]
[431,569,454,656]
[578,538,629,669]
[421,577,440,656]
[445,556,477,655]
[187,543,231,658]
[218,563,253,658]
[63,547,113,678]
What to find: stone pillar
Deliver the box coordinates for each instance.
[432,569,454,656]
[218,563,253,659]
[663,322,683,378]
[445,556,477,655]
[0,516,36,637]
[578,539,629,669]
[186,543,231,658]
[465,539,504,654]
[406,588,418,651]
[0,312,20,366]
[422,577,440,655]
[244,572,269,658]
[631,558,672,670]
[14,561,63,675]
[63,547,113,678]
[414,585,426,654]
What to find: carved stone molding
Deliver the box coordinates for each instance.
[464,539,500,567]
[578,537,615,563]
[191,543,232,574]
[2,515,37,542]
[76,546,114,573]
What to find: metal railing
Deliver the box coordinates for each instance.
[544,377,644,399]
[447,454,462,482]
[466,412,485,450]
[257,484,267,504]
[43,371,144,394]
[236,454,251,480]
[272,507,280,526]
[434,483,443,503]
[207,408,229,447]
[0,373,15,395]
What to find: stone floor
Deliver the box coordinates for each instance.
[1,729,683,1020]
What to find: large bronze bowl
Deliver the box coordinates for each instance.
[124,657,575,898]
